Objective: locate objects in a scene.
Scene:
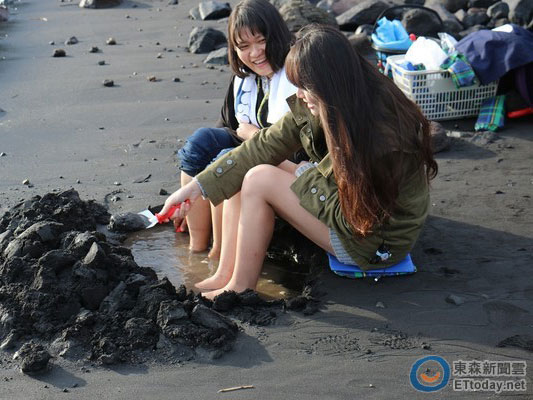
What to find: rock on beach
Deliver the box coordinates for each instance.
[188,27,227,54]
[79,0,122,9]
[198,0,232,20]
[204,47,229,65]
[279,0,338,32]
[0,6,8,22]
[13,342,52,374]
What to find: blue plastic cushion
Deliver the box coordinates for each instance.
[328,253,416,279]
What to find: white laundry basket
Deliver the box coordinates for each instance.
[387,55,498,121]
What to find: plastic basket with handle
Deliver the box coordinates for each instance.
[387,54,499,121]
[371,5,443,74]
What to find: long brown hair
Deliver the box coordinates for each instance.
[227,0,292,78]
[286,25,437,236]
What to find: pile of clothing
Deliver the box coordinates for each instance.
[397,24,533,130]
[456,24,533,130]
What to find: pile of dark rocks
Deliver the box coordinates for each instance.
[186,0,340,64]
[318,0,532,41]
[186,0,532,67]
[76,0,532,57]
[0,190,320,373]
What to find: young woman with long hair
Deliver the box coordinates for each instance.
[177,0,297,258]
[163,25,438,298]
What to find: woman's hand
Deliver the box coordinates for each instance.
[236,122,260,141]
[159,180,203,223]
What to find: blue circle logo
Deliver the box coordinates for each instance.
[410,355,450,392]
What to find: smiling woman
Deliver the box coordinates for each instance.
[174,0,298,266]
[234,30,273,79]
[227,0,292,79]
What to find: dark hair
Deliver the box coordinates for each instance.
[286,25,438,236]
[227,0,292,78]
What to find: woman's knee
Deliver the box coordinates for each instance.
[241,165,281,197]
[178,127,231,176]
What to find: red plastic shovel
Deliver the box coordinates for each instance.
[138,200,189,229]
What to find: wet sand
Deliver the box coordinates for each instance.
[125,226,305,298]
[1,1,532,398]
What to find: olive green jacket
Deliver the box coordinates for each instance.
[196,95,430,270]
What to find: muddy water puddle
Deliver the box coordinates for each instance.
[124,226,305,299]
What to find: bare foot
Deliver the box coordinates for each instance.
[194,274,231,291]
[207,245,220,260]
[201,283,251,300]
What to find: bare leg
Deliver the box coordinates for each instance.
[180,171,211,252]
[195,193,241,290]
[202,165,334,299]
[199,161,296,276]
[208,203,223,259]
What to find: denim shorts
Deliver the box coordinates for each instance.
[177,127,241,177]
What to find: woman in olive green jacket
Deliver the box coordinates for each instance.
[160,25,438,298]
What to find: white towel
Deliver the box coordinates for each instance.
[233,66,296,127]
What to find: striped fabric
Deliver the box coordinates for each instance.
[440,53,477,89]
[475,95,506,132]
